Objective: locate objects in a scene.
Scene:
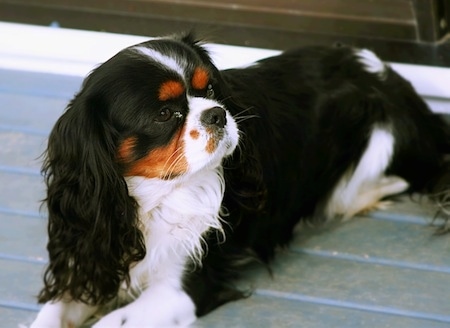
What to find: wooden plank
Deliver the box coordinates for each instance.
[0,68,82,98]
[0,213,47,261]
[239,252,450,320]
[0,259,44,304]
[0,132,46,170]
[0,259,42,326]
[293,218,450,271]
[0,173,44,214]
[368,196,443,224]
[196,293,450,328]
[0,93,65,133]
[0,307,39,328]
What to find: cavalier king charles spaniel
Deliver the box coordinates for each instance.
[31,33,450,327]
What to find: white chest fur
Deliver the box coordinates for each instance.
[123,168,225,296]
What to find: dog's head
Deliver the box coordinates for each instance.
[86,33,239,179]
[39,34,239,305]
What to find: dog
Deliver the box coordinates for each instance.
[31,33,450,327]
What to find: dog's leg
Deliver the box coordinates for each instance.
[30,300,97,328]
[93,284,196,327]
[338,175,409,219]
[324,128,408,219]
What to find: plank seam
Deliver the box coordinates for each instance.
[368,211,446,226]
[291,248,450,274]
[0,300,40,312]
[0,207,43,219]
[0,253,46,264]
[0,165,40,176]
[255,289,450,323]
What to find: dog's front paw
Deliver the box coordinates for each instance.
[29,305,68,328]
[93,286,197,327]
[30,315,75,328]
[29,319,62,328]
[92,308,127,328]
[93,306,195,328]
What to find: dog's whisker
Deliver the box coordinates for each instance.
[234,114,259,123]
[160,147,185,177]
[233,106,254,118]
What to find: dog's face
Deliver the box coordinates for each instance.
[79,35,239,180]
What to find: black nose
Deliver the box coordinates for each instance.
[200,107,227,128]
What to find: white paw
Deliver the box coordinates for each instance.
[93,306,195,328]
[29,319,62,328]
[93,287,196,328]
[92,308,127,327]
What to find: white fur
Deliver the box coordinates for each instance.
[94,285,196,327]
[356,49,388,79]
[324,127,409,219]
[134,46,186,78]
[93,166,225,327]
[185,96,240,172]
[126,168,226,268]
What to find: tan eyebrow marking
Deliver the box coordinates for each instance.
[191,67,209,90]
[158,80,185,101]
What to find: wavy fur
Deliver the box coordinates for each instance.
[39,85,146,305]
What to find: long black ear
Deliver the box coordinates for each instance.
[38,90,145,305]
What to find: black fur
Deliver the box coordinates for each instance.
[184,42,450,314]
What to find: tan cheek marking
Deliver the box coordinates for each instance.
[125,127,188,179]
[191,67,209,90]
[190,129,200,140]
[158,80,185,101]
[118,137,137,162]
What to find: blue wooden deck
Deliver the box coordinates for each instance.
[1,23,450,328]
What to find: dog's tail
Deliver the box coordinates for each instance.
[429,157,450,233]
[425,115,450,232]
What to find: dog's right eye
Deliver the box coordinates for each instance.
[155,108,172,122]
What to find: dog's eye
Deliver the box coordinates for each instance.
[206,84,215,98]
[155,108,172,122]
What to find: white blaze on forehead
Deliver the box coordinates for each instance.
[133,46,186,78]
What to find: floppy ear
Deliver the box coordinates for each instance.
[38,91,146,305]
